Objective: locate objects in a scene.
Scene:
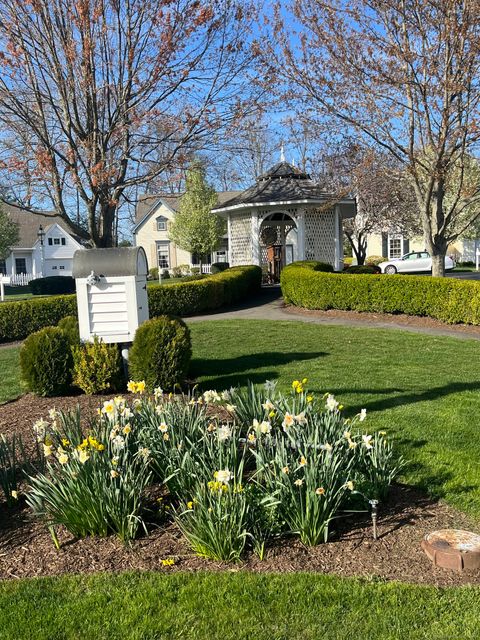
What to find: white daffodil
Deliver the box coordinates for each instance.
[215,469,231,484]
[325,394,339,412]
[217,425,232,442]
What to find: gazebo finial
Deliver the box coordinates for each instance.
[280,142,285,162]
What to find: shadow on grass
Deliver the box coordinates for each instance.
[191,351,326,389]
[345,380,480,415]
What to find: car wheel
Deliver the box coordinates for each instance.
[385,265,397,275]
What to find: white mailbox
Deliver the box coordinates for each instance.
[73,247,149,344]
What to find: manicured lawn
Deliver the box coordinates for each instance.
[189,320,480,518]
[0,345,22,403]
[0,571,479,640]
[2,319,480,516]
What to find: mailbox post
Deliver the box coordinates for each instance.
[72,247,149,351]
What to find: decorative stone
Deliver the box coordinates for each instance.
[421,529,480,571]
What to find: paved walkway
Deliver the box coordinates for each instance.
[187,286,480,341]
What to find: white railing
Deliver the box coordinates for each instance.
[190,264,212,274]
[9,273,36,286]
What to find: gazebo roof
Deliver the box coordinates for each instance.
[212,161,355,216]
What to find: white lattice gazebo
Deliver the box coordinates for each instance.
[212,162,356,281]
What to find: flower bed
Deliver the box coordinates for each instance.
[1,379,403,562]
[281,261,480,325]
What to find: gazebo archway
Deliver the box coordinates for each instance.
[259,212,297,282]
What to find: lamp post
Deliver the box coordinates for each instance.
[37,225,45,277]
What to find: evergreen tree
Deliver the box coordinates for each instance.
[169,162,225,268]
[0,207,19,260]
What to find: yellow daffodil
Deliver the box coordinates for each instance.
[127,380,137,393]
[78,449,90,464]
[315,487,325,495]
[299,456,307,467]
[294,478,303,486]
[11,490,18,500]
[306,395,313,403]
[186,501,194,509]
[136,380,146,394]
[282,466,289,474]
[58,452,69,465]
[43,443,53,457]
[161,558,175,566]
[111,470,119,478]
[123,424,131,435]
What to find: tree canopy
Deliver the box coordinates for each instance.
[168,163,224,264]
[0,0,259,246]
[270,0,480,275]
[0,208,19,260]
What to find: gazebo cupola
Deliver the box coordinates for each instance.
[212,160,356,279]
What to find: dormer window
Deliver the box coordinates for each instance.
[156,216,167,231]
[48,237,66,246]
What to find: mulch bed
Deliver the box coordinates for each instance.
[1,394,480,586]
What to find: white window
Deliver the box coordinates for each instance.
[215,250,228,263]
[388,235,403,259]
[157,242,170,269]
[156,216,167,232]
[51,265,57,270]
[15,258,27,274]
[59,265,65,270]
[48,237,66,246]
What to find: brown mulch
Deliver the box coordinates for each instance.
[1,395,480,586]
[283,304,480,337]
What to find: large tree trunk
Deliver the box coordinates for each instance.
[431,252,445,278]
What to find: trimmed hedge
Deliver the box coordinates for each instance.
[0,265,262,343]
[148,265,262,317]
[281,261,480,325]
[0,295,77,343]
[30,276,76,295]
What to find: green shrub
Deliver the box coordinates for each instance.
[148,265,261,317]
[30,276,76,295]
[0,294,76,343]
[162,269,170,279]
[148,267,159,280]
[20,326,73,396]
[191,267,201,276]
[344,265,381,274]
[343,257,354,266]
[211,261,230,274]
[128,316,192,390]
[288,260,334,273]
[0,265,261,343]
[365,255,388,266]
[72,337,124,395]
[280,262,480,325]
[57,315,80,345]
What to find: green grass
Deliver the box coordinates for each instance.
[0,345,22,403]
[189,320,480,518]
[3,320,480,516]
[0,571,479,640]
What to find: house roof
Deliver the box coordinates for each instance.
[134,190,241,228]
[1,201,84,248]
[212,162,355,215]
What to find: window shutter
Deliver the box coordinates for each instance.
[403,237,410,254]
[381,233,388,257]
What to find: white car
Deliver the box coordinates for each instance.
[379,251,455,274]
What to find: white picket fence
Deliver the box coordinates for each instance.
[9,273,36,286]
[191,264,212,274]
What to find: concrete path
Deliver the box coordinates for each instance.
[186,286,480,342]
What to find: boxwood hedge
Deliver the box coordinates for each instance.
[0,265,262,343]
[280,261,480,325]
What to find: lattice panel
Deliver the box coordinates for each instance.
[304,209,336,265]
[230,213,252,265]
